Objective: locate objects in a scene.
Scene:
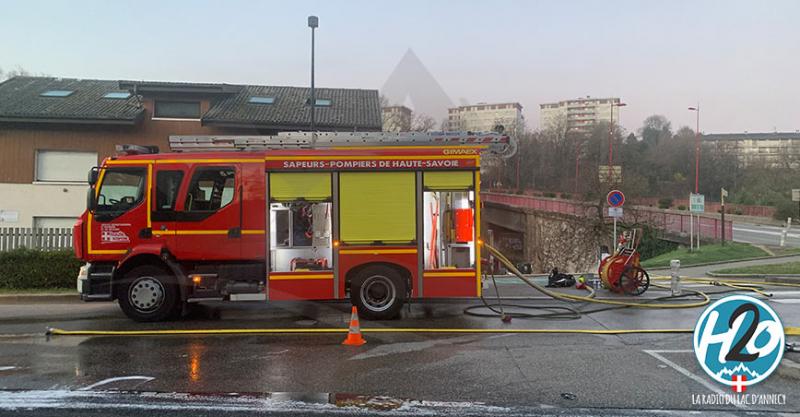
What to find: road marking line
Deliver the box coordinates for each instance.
[79,376,155,391]
[643,350,745,410]
[773,299,800,304]
[0,366,17,371]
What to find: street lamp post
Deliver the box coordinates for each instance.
[608,101,627,184]
[308,15,319,132]
[688,105,700,193]
[688,105,701,250]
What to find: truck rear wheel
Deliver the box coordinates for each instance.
[118,265,180,322]
[350,265,406,320]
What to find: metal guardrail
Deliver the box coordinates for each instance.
[0,227,73,251]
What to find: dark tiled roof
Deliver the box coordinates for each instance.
[0,76,143,123]
[0,77,382,130]
[202,85,382,130]
[703,132,800,141]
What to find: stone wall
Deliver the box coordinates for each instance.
[483,202,604,273]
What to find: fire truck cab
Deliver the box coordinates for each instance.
[74,132,515,321]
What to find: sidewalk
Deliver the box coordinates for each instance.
[650,254,800,278]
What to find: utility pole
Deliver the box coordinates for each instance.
[308,16,319,133]
[721,188,727,245]
[608,100,626,185]
[688,105,701,250]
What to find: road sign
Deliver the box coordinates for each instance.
[690,193,705,213]
[792,189,800,202]
[608,207,623,218]
[598,166,622,183]
[607,190,625,207]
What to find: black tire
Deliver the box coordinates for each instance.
[350,265,407,320]
[118,265,181,322]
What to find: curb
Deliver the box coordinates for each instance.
[0,293,78,303]
[705,273,800,284]
[647,253,800,271]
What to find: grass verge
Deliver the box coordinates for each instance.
[640,242,769,268]
[714,261,800,275]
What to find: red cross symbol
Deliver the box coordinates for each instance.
[731,374,747,393]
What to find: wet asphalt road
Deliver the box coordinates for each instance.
[0,281,798,416]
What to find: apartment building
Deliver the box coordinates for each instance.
[446,102,523,133]
[703,132,800,167]
[382,105,412,132]
[540,96,622,134]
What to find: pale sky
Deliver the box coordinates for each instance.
[1,0,798,134]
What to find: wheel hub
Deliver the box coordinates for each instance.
[360,275,396,312]
[129,277,165,312]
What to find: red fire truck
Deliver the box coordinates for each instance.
[75,132,516,321]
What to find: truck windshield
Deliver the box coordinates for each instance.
[94,168,146,215]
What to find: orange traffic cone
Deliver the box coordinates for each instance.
[342,306,366,346]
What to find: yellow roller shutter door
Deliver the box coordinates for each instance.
[340,172,415,244]
[423,171,474,190]
[270,173,331,201]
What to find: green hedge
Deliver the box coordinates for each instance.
[0,248,81,289]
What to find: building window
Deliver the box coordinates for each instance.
[40,90,74,97]
[248,96,275,104]
[103,91,131,99]
[35,150,97,183]
[307,98,332,107]
[154,100,201,119]
[33,217,77,229]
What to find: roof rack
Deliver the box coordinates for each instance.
[169,131,517,158]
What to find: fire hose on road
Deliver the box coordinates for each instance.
[464,242,800,320]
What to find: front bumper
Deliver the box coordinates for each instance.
[77,263,114,301]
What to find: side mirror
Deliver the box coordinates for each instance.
[86,188,97,213]
[88,167,99,186]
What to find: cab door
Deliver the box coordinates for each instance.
[149,164,185,252]
[88,165,150,257]
[171,164,242,260]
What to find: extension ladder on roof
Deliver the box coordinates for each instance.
[169,131,517,158]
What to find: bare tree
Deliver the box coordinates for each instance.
[410,113,437,132]
[0,65,32,81]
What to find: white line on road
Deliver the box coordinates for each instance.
[643,350,745,410]
[772,299,800,304]
[0,366,17,371]
[79,376,155,391]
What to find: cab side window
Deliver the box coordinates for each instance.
[155,170,184,211]
[184,167,235,212]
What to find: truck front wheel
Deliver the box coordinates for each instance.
[350,265,406,320]
[118,265,180,322]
